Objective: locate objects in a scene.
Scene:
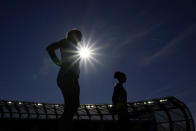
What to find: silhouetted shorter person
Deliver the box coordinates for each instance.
[46,29,82,131]
[112,71,129,122]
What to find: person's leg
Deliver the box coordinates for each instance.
[57,73,72,131]
[60,83,74,131]
[61,96,79,131]
[118,108,129,130]
[57,70,80,131]
[58,78,80,131]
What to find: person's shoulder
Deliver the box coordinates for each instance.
[114,83,122,88]
[59,38,68,43]
[58,39,72,47]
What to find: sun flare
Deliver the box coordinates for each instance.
[79,47,91,59]
[73,38,102,72]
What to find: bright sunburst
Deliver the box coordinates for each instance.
[79,47,91,59]
[66,36,102,73]
[75,38,101,72]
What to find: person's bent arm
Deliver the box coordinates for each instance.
[46,42,62,67]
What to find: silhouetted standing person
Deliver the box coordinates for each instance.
[112,71,129,123]
[46,29,82,131]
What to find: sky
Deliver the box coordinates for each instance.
[0,0,195,124]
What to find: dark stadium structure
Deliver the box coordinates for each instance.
[0,96,195,131]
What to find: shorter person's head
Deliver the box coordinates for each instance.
[113,71,127,83]
[66,29,82,44]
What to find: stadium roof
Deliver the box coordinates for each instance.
[0,96,195,131]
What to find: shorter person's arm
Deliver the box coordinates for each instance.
[112,86,119,106]
[122,88,127,103]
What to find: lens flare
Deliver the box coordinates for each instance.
[74,38,102,72]
[66,36,102,73]
[79,47,91,59]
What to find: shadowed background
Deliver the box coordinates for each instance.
[0,0,195,125]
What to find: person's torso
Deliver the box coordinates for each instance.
[113,83,127,104]
[59,39,80,73]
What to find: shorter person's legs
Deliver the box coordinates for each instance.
[118,108,129,130]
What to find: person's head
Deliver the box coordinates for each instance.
[66,29,82,44]
[113,71,127,83]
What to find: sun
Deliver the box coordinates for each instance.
[79,47,91,59]
[73,38,101,72]
[76,39,95,61]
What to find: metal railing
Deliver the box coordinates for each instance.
[0,96,195,131]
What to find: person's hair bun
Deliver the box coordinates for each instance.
[113,71,126,81]
[113,71,121,79]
